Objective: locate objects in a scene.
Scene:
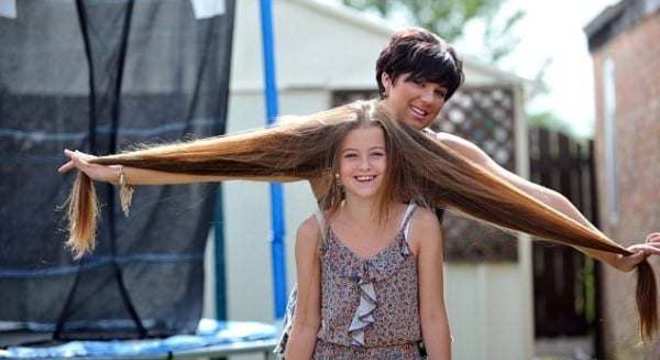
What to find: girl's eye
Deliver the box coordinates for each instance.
[344,153,357,158]
[371,152,385,157]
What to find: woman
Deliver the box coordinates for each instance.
[59,29,660,341]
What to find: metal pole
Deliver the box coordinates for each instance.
[259,0,287,320]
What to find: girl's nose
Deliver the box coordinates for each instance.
[359,156,371,170]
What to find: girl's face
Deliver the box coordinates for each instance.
[381,72,447,130]
[338,125,387,200]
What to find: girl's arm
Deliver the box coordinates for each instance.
[435,132,660,272]
[58,149,299,185]
[414,209,452,360]
[284,216,322,360]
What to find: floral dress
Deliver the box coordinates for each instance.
[275,203,426,359]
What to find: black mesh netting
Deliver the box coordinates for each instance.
[0,0,235,346]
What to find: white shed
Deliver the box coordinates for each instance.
[204,1,533,359]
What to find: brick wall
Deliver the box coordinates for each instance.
[591,11,660,359]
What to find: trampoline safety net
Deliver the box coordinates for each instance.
[0,0,235,346]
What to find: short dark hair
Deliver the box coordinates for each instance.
[376,27,464,100]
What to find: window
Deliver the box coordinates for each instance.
[332,90,379,107]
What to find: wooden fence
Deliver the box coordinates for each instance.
[529,126,600,338]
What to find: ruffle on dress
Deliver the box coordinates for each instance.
[347,263,377,347]
[327,233,413,347]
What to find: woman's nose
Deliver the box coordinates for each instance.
[420,88,435,102]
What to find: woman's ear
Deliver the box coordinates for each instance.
[381,73,393,94]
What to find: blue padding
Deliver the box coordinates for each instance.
[0,320,277,359]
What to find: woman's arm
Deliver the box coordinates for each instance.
[58,149,299,185]
[284,216,322,360]
[414,209,451,360]
[435,133,660,272]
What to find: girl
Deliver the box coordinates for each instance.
[284,103,450,358]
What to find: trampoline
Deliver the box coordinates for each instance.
[1,1,289,359]
[0,319,278,359]
[1,1,282,358]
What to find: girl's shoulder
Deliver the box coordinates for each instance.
[407,206,443,253]
[297,214,322,241]
[409,206,442,231]
[295,214,326,257]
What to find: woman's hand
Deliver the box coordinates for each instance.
[58,149,120,184]
[615,233,660,272]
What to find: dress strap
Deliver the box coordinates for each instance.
[399,203,417,243]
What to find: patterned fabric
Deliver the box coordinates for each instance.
[315,203,423,353]
[273,287,297,355]
[312,338,423,359]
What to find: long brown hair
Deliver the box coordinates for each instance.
[65,100,657,341]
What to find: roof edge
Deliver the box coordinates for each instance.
[286,0,531,86]
[287,0,396,37]
[584,1,626,38]
[584,0,660,52]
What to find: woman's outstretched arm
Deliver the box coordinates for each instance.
[434,132,660,271]
[58,149,300,185]
[284,216,322,359]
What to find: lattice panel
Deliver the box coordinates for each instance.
[332,86,519,262]
[432,86,516,169]
[436,86,518,262]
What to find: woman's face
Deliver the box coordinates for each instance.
[338,125,387,200]
[380,72,448,130]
